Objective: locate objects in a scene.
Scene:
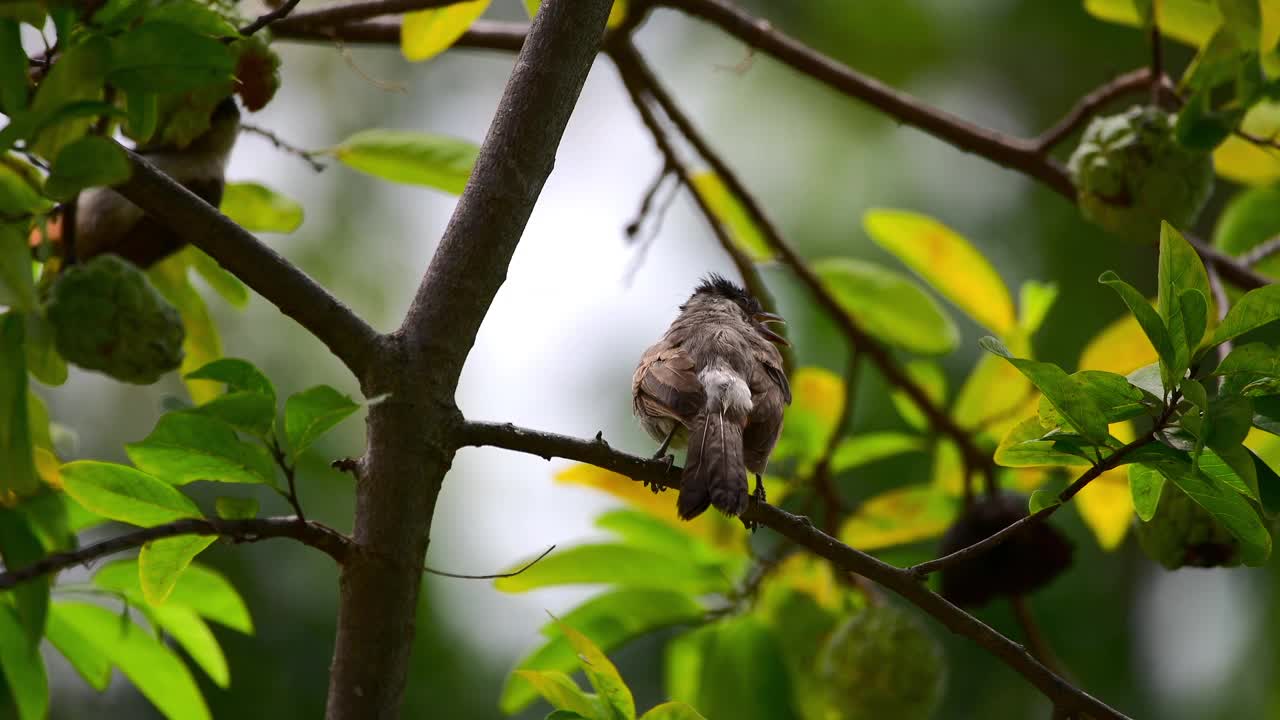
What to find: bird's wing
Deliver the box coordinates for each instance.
[754,344,791,405]
[633,343,703,424]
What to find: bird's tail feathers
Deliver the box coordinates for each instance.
[678,409,748,520]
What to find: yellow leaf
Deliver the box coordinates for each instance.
[1246,427,1280,468]
[1075,421,1136,550]
[555,464,746,552]
[401,0,490,62]
[864,209,1015,336]
[1214,101,1280,186]
[839,484,958,551]
[1078,312,1158,375]
[524,0,627,29]
[1083,0,1221,46]
[34,448,61,489]
[688,172,772,262]
[931,439,965,495]
[1264,0,1280,52]
[764,553,844,610]
[148,252,222,404]
[953,352,1038,440]
[792,367,844,432]
[1009,468,1049,492]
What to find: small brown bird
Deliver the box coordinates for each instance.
[632,275,791,522]
[74,98,241,267]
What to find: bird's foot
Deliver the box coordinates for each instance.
[752,474,767,505]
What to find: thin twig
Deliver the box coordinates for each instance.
[1011,595,1064,676]
[272,18,528,51]
[1033,68,1154,153]
[424,545,555,579]
[268,437,308,522]
[240,123,327,172]
[457,420,1131,720]
[274,0,466,30]
[1239,235,1280,268]
[1206,262,1233,365]
[240,0,304,36]
[0,517,352,590]
[1149,13,1163,106]
[1234,128,1280,152]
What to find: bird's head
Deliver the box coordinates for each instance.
[684,273,789,346]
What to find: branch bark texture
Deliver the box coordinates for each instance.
[323,2,613,718]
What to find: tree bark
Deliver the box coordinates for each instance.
[323,2,614,718]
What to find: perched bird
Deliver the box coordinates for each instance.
[632,275,791,523]
[73,97,241,267]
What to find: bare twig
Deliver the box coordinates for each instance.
[272,18,528,51]
[1011,595,1064,676]
[240,123,327,172]
[1148,14,1163,106]
[1239,235,1280,268]
[114,148,382,379]
[0,517,351,591]
[424,545,555,579]
[240,0,304,36]
[274,0,467,31]
[1033,68,1155,153]
[457,420,1130,720]
[1207,262,1233,364]
[1234,128,1280,152]
[268,437,308,522]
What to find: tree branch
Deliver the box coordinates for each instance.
[0,517,350,591]
[114,149,382,379]
[239,0,304,36]
[273,0,470,32]
[607,39,996,479]
[272,18,528,52]
[324,1,614,718]
[1033,68,1157,153]
[457,420,1130,720]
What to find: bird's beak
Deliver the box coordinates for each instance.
[753,312,790,346]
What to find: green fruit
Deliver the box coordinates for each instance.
[1067,105,1214,243]
[45,254,184,384]
[818,604,945,720]
[1135,483,1242,570]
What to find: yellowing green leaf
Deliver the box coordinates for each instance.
[401,0,490,62]
[813,258,959,355]
[220,182,303,233]
[514,670,601,718]
[1214,101,1280,185]
[1076,421,1136,550]
[864,209,1014,336]
[1084,0,1222,46]
[149,254,222,404]
[554,619,635,720]
[139,534,217,604]
[889,360,945,431]
[952,352,1038,441]
[524,0,628,29]
[330,129,479,194]
[839,485,958,550]
[1078,311,1159,374]
[688,172,772,261]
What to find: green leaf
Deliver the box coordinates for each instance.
[1154,457,1272,564]
[687,172,772,261]
[1182,377,1209,410]
[1019,280,1060,334]
[60,461,200,526]
[1213,183,1280,278]
[980,337,1111,445]
[0,156,50,221]
[1038,369,1153,426]
[108,21,235,93]
[0,508,48,645]
[284,385,360,459]
[1028,488,1061,514]
[812,258,959,355]
[1130,462,1166,521]
[595,510,711,561]
[145,0,239,36]
[94,559,253,633]
[401,0,490,61]
[500,590,702,715]
[546,712,593,720]
[126,412,276,485]
[1215,342,1280,395]
[0,315,38,498]
[330,129,478,193]
[839,484,959,550]
[220,182,304,233]
[863,209,1016,335]
[1084,0,1221,46]
[889,360,946,431]
[142,603,229,687]
[829,432,925,473]
[1250,447,1280,514]
[123,89,158,144]
[1098,271,1178,386]
[45,605,111,690]
[1158,223,1214,376]
[1199,444,1259,500]
[679,615,796,720]
[214,496,258,520]
[185,358,275,400]
[995,417,1094,468]
[0,604,48,720]
[494,544,730,595]
[139,534,217,604]
[1206,395,1255,449]
[1179,288,1209,352]
[1217,0,1262,48]
[183,358,276,436]
[512,670,602,719]
[26,36,110,159]
[51,601,212,720]
[148,253,222,405]
[23,310,67,386]
[0,21,27,115]
[188,248,249,308]
[772,367,844,467]
[0,225,34,314]
[1212,284,1280,345]
[554,619,635,720]
[43,135,131,201]
[641,703,707,720]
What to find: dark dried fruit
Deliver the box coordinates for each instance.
[818,603,946,720]
[1136,483,1242,570]
[937,492,1073,607]
[45,254,184,384]
[234,36,281,112]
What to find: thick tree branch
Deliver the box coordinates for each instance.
[115,149,382,378]
[271,18,527,51]
[609,40,995,478]
[325,2,613,718]
[458,420,1130,720]
[0,517,350,591]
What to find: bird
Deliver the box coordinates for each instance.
[632,274,791,524]
[72,97,240,267]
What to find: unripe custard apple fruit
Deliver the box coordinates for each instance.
[818,604,945,720]
[46,254,184,384]
[1136,483,1242,570]
[1068,105,1214,243]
